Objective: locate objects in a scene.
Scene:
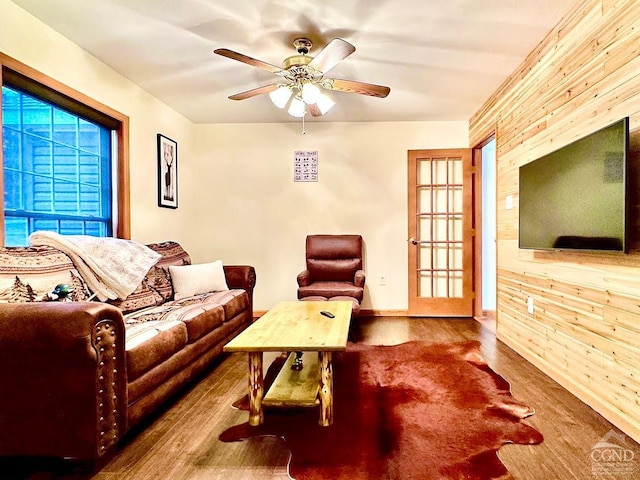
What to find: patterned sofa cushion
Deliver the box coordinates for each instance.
[109,241,191,314]
[123,289,247,344]
[0,246,91,302]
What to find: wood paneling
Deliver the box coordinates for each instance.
[470,0,640,443]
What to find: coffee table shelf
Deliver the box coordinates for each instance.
[263,352,320,408]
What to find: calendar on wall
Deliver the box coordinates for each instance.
[294,150,318,182]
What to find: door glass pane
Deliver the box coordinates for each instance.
[449,215,463,241]
[433,216,448,241]
[419,272,432,297]
[433,187,447,213]
[449,272,463,297]
[433,245,448,269]
[418,186,432,211]
[419,245,432,270]
[433,159,447,185]
[433,271,448,297]
[418,217,432,242]
[449,243,463,270]
[449,186,463,212]
[449,157,463,184]
[418,159,432,184]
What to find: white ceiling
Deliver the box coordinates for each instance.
[11,0,576,124]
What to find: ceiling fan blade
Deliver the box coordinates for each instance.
[308,38,355,74]
[228,84,280,101]
[325,78,390,98]
[214,48,283,74]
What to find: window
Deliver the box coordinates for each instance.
[2,85,113,245]
[0,56,130,245]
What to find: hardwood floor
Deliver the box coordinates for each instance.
[11,317,640,479]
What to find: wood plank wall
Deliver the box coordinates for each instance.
[469,0,640,443]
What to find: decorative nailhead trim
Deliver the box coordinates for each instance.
[93,320,120,456]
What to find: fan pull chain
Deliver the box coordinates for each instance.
[302,112,306,135]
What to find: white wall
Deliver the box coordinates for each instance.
[1,0,469,312]
[190,122,468,311]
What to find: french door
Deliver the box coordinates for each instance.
[407,149,474,316]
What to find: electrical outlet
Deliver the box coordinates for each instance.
[379,275,386,286]
[527,296,535,314]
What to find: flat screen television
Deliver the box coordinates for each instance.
[518,117,628,252]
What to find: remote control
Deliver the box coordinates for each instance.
[320,311,335,318]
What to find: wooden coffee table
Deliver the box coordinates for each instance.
[223,300,352,427]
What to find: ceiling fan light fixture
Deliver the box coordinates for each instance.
[215,37,390,121]
[301,82,321,104]
[269,86,292,108]
[315,92,336,115]
[288,96,306,117]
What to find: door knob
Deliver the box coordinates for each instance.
[409,237,418,245]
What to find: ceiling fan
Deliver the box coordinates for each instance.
[214,38,390,118]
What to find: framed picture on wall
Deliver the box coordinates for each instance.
[157,134,178,209]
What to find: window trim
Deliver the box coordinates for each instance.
[0,52,130,244]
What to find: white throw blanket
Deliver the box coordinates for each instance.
[29,231,161,301]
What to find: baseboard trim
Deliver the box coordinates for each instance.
[481,310,496,320]
[360,309,409,317]
[474,310,496,322]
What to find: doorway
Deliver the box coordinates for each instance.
[474,138,497,331]
[407,149,474,317]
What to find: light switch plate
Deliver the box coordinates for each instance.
[527,296,535,314]
[506,195,514,210]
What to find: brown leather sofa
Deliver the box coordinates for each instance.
[297,234,365,314]
[0,241,256,470]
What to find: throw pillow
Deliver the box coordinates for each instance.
[169,260,228,300]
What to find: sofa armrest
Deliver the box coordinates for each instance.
[0,302,127,466]
[354,269,366,288]
[297,269,311,287]
[223,265,256,312]
[223,265,256,292]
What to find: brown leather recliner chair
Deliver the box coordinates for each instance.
[297,235,365,306]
